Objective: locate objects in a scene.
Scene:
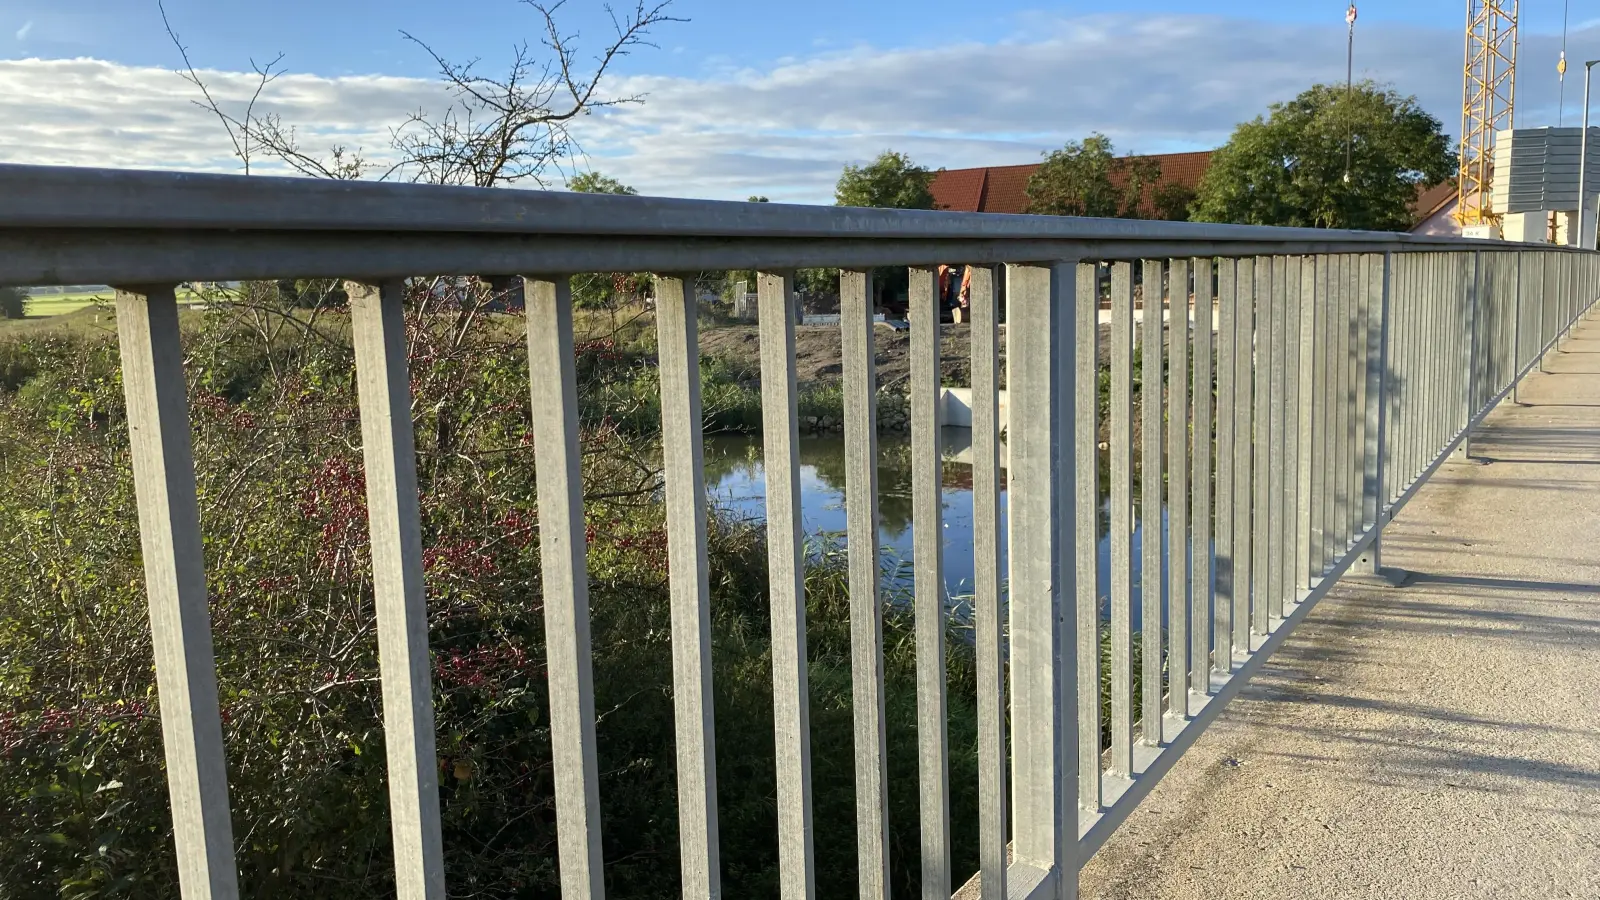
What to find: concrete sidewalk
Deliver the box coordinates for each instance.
[1079,313,1600,899]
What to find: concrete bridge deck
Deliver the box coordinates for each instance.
[1080,313,1600,899]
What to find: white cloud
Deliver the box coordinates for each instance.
[0,15,1590,203]
[15,20,33,41]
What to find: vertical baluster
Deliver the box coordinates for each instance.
[1295,258,1317,591]
[1190,259,1215,696]
[841,269,889,900]
[1232,258,1255,656]
[1309,256,1329,576]
[1212,259,1236,675]
[967,266,1005,900]
[757,271,817,900]
[1267,257,1288,621]
[1279,257,1301,608]
[1167,258,1191,717]
[1441,255,1453,446]
[1109,261,1136,775]
[1350,256,1371,538]
[116,285,241,900]
[1368,253,1394,572]
[1005,263,1077,896]
[1329,257,1347,558]
[1251,258,1274,637]
[1075,262,1102,809]
[908,267,950,899]
[349,279,448,900]
[655,275,721,900]
[1139,259,1165,744]
[1363,253,1388,528]
[522,277,604,900]
[1402,255,1418,487]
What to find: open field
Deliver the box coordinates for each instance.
[17,290,205,321]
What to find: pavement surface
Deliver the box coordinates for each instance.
[1077,313,1600,899]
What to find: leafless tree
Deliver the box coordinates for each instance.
[163,0,682,187]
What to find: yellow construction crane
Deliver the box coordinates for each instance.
[1456,1,1519,231]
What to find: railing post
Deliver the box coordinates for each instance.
[1358,254,1393,578]
[755,270,817,900]
[1003,261,1077,900]
[908,265,952,900]
[347,278,447,900]
[523,276,606,900]
[1512,252,1525,404]
[115,285,240,900]
[1455,251,1482,460]
[653,274,721,900]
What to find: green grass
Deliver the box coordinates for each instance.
[19,290,205,319]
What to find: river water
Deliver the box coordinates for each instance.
[703,430,1181,628]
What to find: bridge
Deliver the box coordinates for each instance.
[2,163,1596,899]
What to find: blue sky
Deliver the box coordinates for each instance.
[5,1,1589,78]
[3,1,1597,201]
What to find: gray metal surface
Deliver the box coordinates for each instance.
[840,269,890,900]
[115,285,241,900]
[524,277,605,900]
[968,266,1006,900]
[1213,259,1237,673]
[654,276,722,900]
[1003,262,1076,896]
[1190,258,1216,695]
[756,272,817,900]
[1232,259,1255,656]
[1110,261,1136,774]
[1075,262,1103,809]
[1251,258,1273,637]
[1,162,1520,247]
[908,266,952,900]
[1140,259,1165,745]
[1166,258,1192,717]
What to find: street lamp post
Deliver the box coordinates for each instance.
[1580,60,1599,249]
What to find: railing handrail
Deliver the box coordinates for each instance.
[0,162,1585,251]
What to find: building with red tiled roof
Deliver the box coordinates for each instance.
[933,150,1453,232]
[929,151,1214,216]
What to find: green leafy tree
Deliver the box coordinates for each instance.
[835,151,938,210]
[833,152,938,313]
[1025,134,1168,219]
[0,286,28,320]
[1191,81,1455,230]
[568,172,651,311]
[568,171,639,196]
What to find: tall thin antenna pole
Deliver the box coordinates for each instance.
[1345,3,1358,184]
[1559,0,1570,125]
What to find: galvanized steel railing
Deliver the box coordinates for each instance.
[3,163,1598,900]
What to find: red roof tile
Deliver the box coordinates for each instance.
[931,151,1214,215]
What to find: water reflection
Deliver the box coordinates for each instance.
[702,430,1180,627]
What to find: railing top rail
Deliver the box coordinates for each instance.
[0,162,1580,252]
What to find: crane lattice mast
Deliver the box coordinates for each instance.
[1457,0,1519,228]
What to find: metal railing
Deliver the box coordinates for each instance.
[3,163,1598,900]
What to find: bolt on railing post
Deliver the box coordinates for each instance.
[1358,253,1393,576]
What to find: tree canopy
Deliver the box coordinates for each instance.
[0,287,27,320]
[1025,134,1190,220]
[1191,81,1455,230]
[567,171,639,196]
[835,151,938,209]
[568,172,649,308]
